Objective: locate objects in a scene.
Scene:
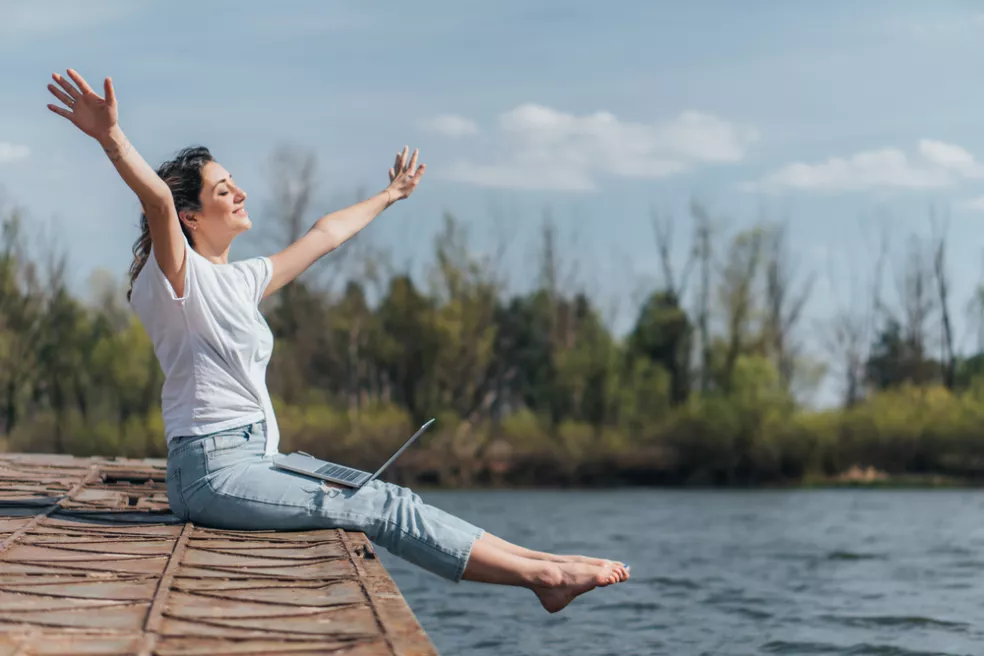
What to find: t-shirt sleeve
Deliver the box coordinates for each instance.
[237,256,273,305]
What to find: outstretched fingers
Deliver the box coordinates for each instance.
[392,149,404,177]
[52,73,81,102]
[66,69,96,97]
[103,77,116,106]
[385,146,425,196]
[47,104,72,120]
[47,83,74,108]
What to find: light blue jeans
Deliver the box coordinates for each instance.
[165,420,483,582]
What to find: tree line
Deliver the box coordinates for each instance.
[3,147,984,487]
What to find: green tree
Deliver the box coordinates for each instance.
[626,290,692,406]
[865,319,938,390]
[376,274,441,422]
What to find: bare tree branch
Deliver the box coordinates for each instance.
[719,227,765,391]
[690,198,715,393]
[651,206,697,301]
[763,221,816,390]
[930,206,955,389]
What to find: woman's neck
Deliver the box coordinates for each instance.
[191,234,233,264]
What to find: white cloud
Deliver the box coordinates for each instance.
[420,114,479,137]
[0,143,29,164]
[440,104,758,191]
[745,140,984,193]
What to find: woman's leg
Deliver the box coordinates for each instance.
[384,486,629,578]
[173,430,627,611]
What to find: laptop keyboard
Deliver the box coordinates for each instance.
[313,462,368,484]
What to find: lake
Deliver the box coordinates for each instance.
[377,489,984,655]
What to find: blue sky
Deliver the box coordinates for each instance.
[3,0,984,404]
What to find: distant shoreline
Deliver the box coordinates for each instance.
[405,477,984,490]
[385,457,984,490]
[799,474,980,489]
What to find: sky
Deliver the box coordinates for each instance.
[3,0,984,406]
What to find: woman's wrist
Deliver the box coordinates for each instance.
[95,124,123,147]
[97,125,129,163]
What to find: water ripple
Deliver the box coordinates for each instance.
[643,575,701,589]
[592,600,662,612]
[763,641,964,656]
[762,640,840,654]
[826,550,885,561]
[725,606,773,620]
[842,644,965,656]
[470,639,504,650]
[820,614,969,631]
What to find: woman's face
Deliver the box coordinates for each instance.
[190,161,250,238]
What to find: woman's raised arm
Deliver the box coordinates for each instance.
[264,146,426,299]
[47,69,187,294]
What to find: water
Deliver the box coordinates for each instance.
[377,489,984,655]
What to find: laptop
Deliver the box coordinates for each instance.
[272,418,435,489]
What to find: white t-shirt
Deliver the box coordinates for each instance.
[129,238,281,455]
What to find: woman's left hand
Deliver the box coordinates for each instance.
[386,146,426,203]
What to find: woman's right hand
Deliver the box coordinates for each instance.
[46,69,118,140]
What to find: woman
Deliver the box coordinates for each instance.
[46,69,629,613]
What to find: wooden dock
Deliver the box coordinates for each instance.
[0,454,437,655]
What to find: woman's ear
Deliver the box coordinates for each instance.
[179,211,197,231]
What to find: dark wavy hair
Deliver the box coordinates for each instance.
[126,146,214,301]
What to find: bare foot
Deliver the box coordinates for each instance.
[554,554,619,566]
[556,554,627,571]
[532,562,623,613]
[545,555,630,582]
